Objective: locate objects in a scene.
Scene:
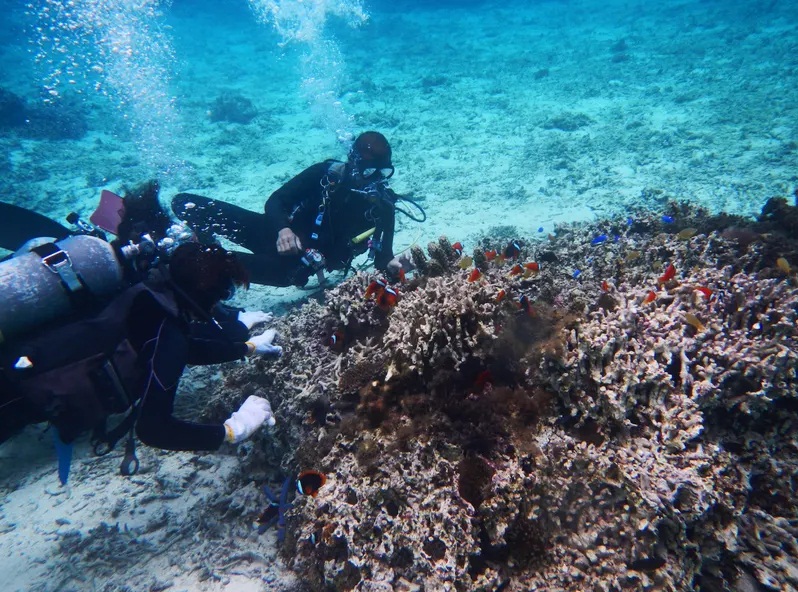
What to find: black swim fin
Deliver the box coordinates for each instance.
[0,201,72,252]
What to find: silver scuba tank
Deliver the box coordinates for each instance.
[0,235,124,343]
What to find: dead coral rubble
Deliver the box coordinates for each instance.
[210,198,798,592]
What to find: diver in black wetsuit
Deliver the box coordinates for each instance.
[0,242,280,451]
[171,131,424,287]
[127,242,280,450]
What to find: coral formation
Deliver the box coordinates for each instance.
[204,197,798,591]
[209,92,258,124]
[0,88,88,140]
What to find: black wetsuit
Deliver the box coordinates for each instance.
[0,286,249,451]
[172,160,397,286]
[127,291,248,451]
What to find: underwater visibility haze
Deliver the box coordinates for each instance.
[1,0,797,590]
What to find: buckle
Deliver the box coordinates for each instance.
[41,249,72,273]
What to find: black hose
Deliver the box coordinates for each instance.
[395,195,426,223]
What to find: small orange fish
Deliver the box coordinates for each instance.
[694,286,713,300]
[658,263,676,285]
[601,280,610,292]
[643,290,657,304]
[524,262,540,272]
[684,312,705,333]
[495,289,506,302]
[467,268,482,282]
[509,264,523,276]
[377,286,399,310]
[485,249,498,261]
[776,257,791,274]
[452,241,464,256]
[365,278,387,299]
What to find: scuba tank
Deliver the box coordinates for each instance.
[0,235,124,343]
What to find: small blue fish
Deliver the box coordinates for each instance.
[591,234,608,245]
[626,217,633,226]
[573,269,581,279]
[537,226,544,233]
[662,215,674,224]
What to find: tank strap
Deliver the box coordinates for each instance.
[31,242,93,309]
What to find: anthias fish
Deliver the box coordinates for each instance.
[658,263,676,285]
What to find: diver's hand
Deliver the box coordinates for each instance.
[246,329,282,356]
[386,252,415,277]
[224,395,276,443]
[237,310,272,330]
[277,228,302,255]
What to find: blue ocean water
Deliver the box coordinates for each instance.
[1,0,795,256]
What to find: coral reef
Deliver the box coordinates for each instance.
[0,88,88,140]
[209,92,258,124]
[204,196,798,591]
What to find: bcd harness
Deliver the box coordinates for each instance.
[1,281,180,482]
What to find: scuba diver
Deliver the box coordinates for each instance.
[0,183,281,481]
[171,131,426,287]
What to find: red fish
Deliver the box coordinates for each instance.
[297,470,327,497]
[495,289,506,302]
[643,290,657,304]
[508,264,523,276]
[467,268,482,282]
[504,241,522,260]
[452,241,464,256]
[474,369,493,391]
[658,263,676,285]
[601,280,610,292]
[365,277,387,299]
[694,286,713,300]
[398,268,406,283]
[377,286,399,310]
[484,249,498,261]
[524,262,540,272]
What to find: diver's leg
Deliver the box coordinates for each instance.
[0,201,72,252]
[171,193,272,252]
[0,384,43,444]
[235,252,311,287]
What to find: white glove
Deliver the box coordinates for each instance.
[387,252,415,275]
[246,329,282,356]
[223,395,276,443]
[237,310,272,330]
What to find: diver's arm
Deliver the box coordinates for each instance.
[187,336,249,364]
[134,317,226,451]
[374,204,397,271]
[263,162,330,235]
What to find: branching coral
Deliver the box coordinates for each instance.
[200,199,798,592]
